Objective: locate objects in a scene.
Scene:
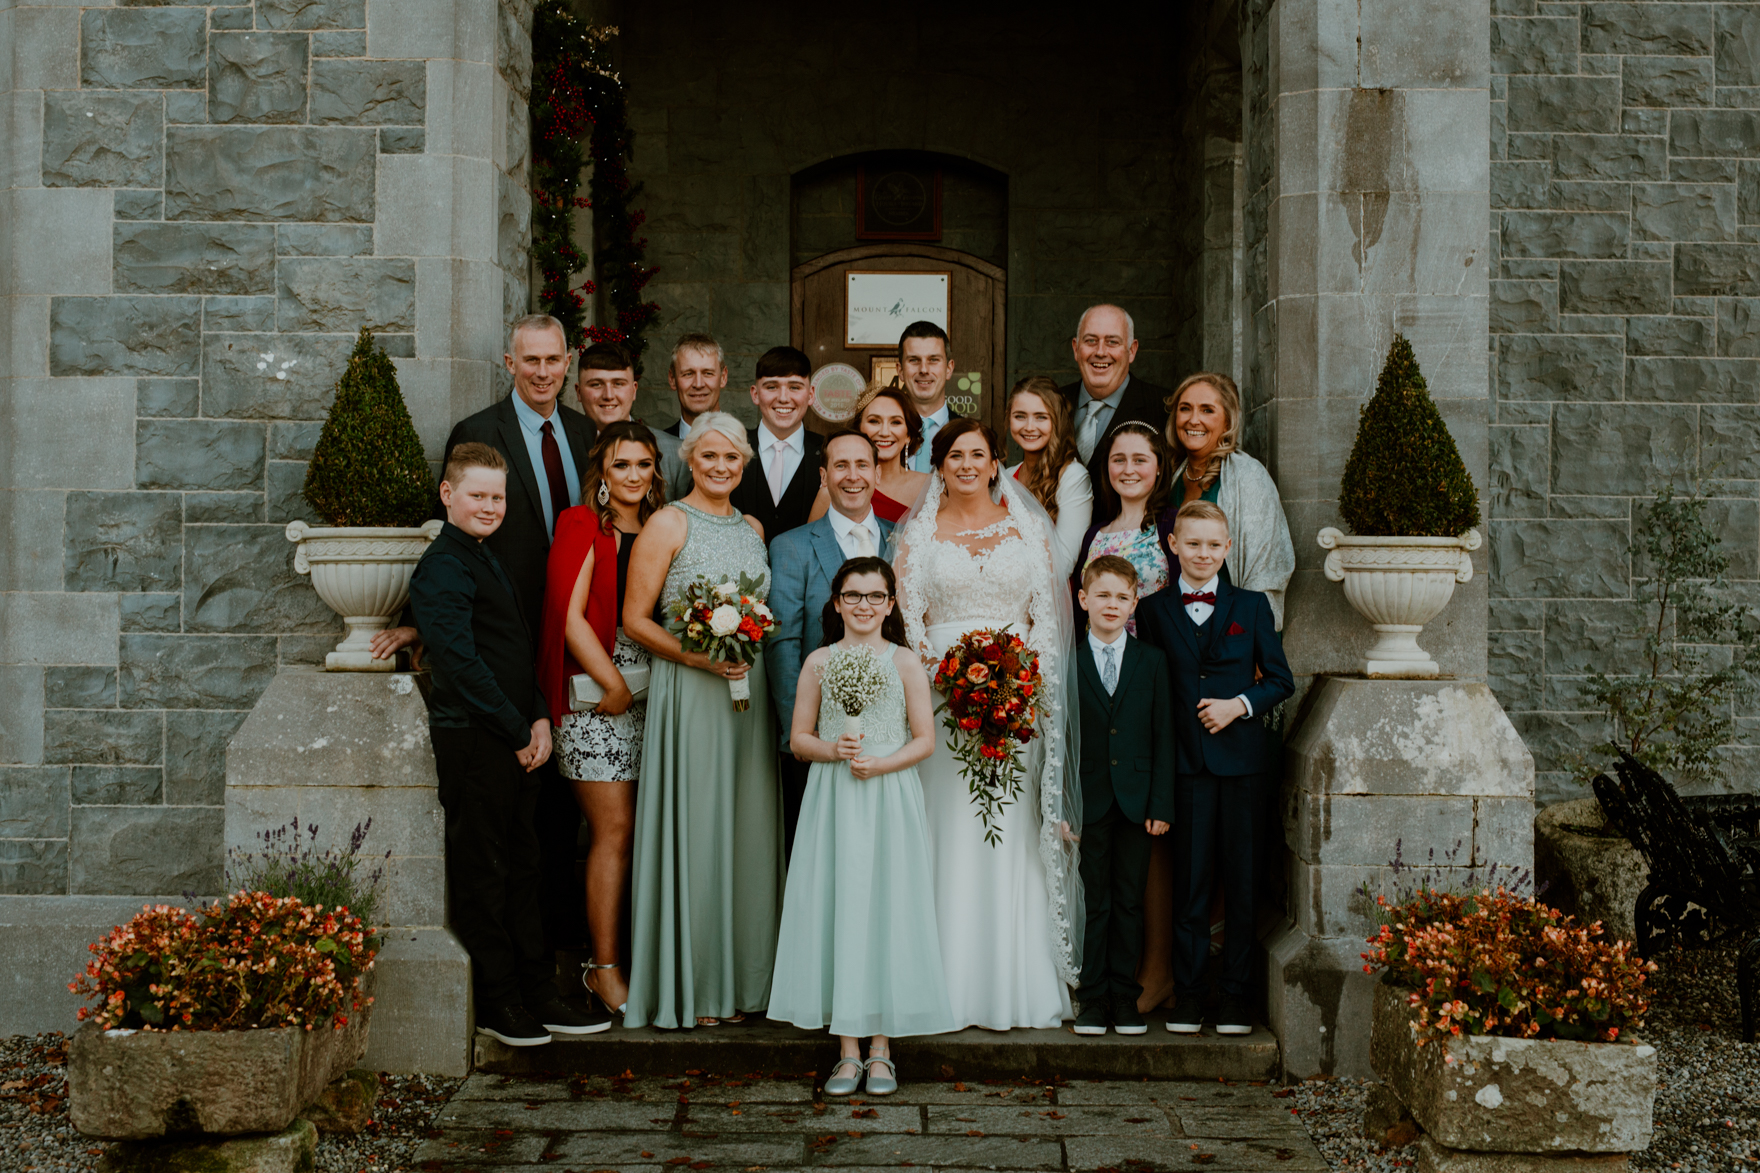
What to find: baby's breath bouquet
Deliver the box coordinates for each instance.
[818,644,891,740]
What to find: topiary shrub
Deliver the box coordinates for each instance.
[303,329,433,527]
[1337,334,1481,537]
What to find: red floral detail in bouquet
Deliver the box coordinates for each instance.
[933,627,1041,846]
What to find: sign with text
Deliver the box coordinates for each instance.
[845,271,950,349]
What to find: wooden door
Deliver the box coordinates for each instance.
[791,244,1007,437]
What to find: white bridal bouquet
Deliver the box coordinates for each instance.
[818,645,891,741]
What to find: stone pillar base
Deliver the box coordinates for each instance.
[100,1119,317,1173]
[1272,676,1536,1079]
[226,669,469,1076]
[1416,1135,1629,1172]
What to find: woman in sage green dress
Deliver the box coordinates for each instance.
[622,412,784,1029]
[768,558,953,1095]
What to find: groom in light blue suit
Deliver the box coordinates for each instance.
[767,428,897,859]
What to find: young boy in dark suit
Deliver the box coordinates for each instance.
[1072,555,1175,1036]
[1135,500,1293,1037]
[410,442,608,1048]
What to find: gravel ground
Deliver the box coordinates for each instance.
[0,1033,460,1173]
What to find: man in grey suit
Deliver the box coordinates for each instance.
[766,428,897,859]
[574,341,694,501]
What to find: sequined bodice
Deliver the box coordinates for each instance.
[818,645,909,756]
[660,502,770,613]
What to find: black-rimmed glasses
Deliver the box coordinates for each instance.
[838,591,892,605]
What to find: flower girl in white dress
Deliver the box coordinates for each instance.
[768,557,954,1095]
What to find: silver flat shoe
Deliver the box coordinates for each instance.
[863,1053,898,1096]
[823,1055,864,1097]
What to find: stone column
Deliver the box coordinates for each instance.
[224,669,469,1076]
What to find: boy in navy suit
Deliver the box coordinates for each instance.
[1072,555,1174,1036]
[1136,500,1293,1037]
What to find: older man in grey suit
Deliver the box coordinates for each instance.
[574,341,693,501]
[767,428,896,859]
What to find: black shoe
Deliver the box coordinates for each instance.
[1215,994,1253,1036]
[1166,998,1203,1034]
[478,1003,552,1046]
[1073,999,1109,1036]
[530,996,612,1036]
[1111,995,1148,1036]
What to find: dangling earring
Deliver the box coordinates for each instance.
[596,481,611,506]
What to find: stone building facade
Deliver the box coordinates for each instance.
[0,0,1731,1041]
[1,0,533,1019]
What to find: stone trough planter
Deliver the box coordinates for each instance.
[1534,797,1648,946]
[68,1003,370,1140]
[1370,982,1656,1169]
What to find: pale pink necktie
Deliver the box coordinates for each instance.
[768,443,786,504]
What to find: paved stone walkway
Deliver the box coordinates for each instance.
[420,1070,1327,1172]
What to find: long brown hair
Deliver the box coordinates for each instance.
[819,558,907,648]
[581,420,665,531]
[1091,421,1174,531]
[1167,371,1242,489]
[1006,376,1078,521]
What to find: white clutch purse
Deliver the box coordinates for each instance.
[569,664,650,712]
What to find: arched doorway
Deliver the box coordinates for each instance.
[791,243,1007,436]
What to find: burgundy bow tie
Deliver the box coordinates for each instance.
[1181,591,1215,605]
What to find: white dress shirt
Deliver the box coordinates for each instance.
[826,505,883,559]
[1178,573,1252,717]
[758,421,806,505]
[1088,630,1126,695]
[912,402,952,473]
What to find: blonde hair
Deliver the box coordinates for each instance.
[1167,372,1242,486]
[679,411,754,465]
[1006,376,1078,522]
[1174,499,1229,532]
[442,441,507,485]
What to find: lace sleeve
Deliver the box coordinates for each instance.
[893,532,934,666]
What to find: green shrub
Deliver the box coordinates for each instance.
[1337,334,1480,537]
[303,329,433,527]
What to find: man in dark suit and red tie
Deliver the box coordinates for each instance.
[1059,304,1174,487]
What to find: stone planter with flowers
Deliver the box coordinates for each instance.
[1364,883,1659,1169]
[1321,335,1482,678]
[287,328,439,671]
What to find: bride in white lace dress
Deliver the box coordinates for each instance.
[894,418,1082,1030]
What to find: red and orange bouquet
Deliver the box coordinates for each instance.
[933,627,1041,846]
[667,571,777,710]
[70,891,376,1032]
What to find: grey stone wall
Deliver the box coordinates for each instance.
[0,0,531,910]
[611,0,1217,424]
[1486,0,1760,804]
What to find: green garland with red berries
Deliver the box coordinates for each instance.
[529,3,659,372]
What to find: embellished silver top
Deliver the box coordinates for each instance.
[659,502,770,614]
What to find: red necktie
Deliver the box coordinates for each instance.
[540,420,569,529]
[1181,591,1215,605]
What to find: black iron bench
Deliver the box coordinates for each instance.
[1591,752,1760,1041]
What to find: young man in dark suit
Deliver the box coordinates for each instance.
[729,346,826,543]
[1072,555,1174,1037]
[409,442,608,1047]
[1135,500,1293,1038]
[1058,304,1173,486]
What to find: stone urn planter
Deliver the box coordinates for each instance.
[1318,527,1481,678]
[68,996,371,1140]
[1534,797,1648,945]
[286,519,442,671]
[1370,981,1656,1170]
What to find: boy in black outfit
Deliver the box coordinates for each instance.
[1135,500,1293,1037]
[410,441,608,1047]
[1072,555,1175,1036]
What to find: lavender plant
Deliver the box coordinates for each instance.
[226,819,390,930]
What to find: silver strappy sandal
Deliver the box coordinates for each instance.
[583,959,626,1015]
[823,1055,864,1096]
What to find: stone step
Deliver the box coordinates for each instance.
[475,1020,1281,1082]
